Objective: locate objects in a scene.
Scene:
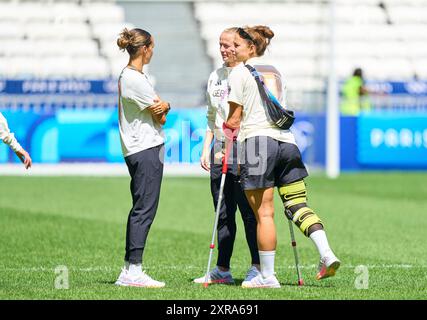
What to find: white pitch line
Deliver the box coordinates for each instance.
[0,163,209,177]
[0,264,425,273]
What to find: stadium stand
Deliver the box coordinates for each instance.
[195,0,427,109]
[118,1,211,107]
[1,0,427,109]
[0,0,211,108]
[0,0,120,79]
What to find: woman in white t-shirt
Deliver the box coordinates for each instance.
[114,28,170,288]
[193,28,260,285]
[0,112,32,169]
[224,26,340,288]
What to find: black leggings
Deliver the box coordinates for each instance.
[210,140,259,269]
[124,144,164,264]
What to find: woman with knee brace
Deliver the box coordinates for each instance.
[223,25,340,288]
[193,28,260,285]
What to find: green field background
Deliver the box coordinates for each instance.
[0,173,426,299]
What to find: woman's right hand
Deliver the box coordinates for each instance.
[200,151,210,172]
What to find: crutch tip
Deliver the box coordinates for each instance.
[298,279,304,286]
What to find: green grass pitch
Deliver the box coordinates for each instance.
[0,172,426,300]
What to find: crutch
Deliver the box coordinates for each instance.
[203,137,234,288]
[286,209,304,286]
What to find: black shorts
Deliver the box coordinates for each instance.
[240,136,308,190]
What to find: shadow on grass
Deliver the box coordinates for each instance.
[185,277,333,288]
[102,280,118,285]
[279,280,334,288]
[235,278,334,288]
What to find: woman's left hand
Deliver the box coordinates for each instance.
[149,99,170,115]
[15,148,32,169]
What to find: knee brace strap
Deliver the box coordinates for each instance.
[292,207,323,236]
[279,181,323,236]
[278,180,307,209]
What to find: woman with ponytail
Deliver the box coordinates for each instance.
[224,25,340,288]
[193,28,260,285]
[115,28,170,288]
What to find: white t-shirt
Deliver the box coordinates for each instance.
[228,57,296,145]
[118,67,164,157]
[206,64,238,141]
[0,112,22,152]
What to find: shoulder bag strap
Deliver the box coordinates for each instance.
[245,64,286,111]
[245,64,270,102]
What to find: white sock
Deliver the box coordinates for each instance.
[259,251,275,278]
[309,230,333,259]
[128,263,142,276]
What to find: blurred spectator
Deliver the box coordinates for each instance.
[340,68,371,116]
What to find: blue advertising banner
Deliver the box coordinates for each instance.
[3,78,427,170]
[365,80,427,96]
[0,109,325,166]
[358,112,427,167]
[3,107,427,170]
[3,79,426,96]
[0,108,208,164]
[0,79,118,94]
[0,79,118,110]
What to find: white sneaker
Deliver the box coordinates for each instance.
[244,266,261,282]
[193,266,234,284]
[316,253,341,280]
[114,267,128,286]
[117,270,165,288]
[241,273,281,288]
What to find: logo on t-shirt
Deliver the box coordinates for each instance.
[212,89,227,99]
[212,79,229,101]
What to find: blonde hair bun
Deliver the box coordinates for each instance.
[252,25,274,40]
[117,28,134,50]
